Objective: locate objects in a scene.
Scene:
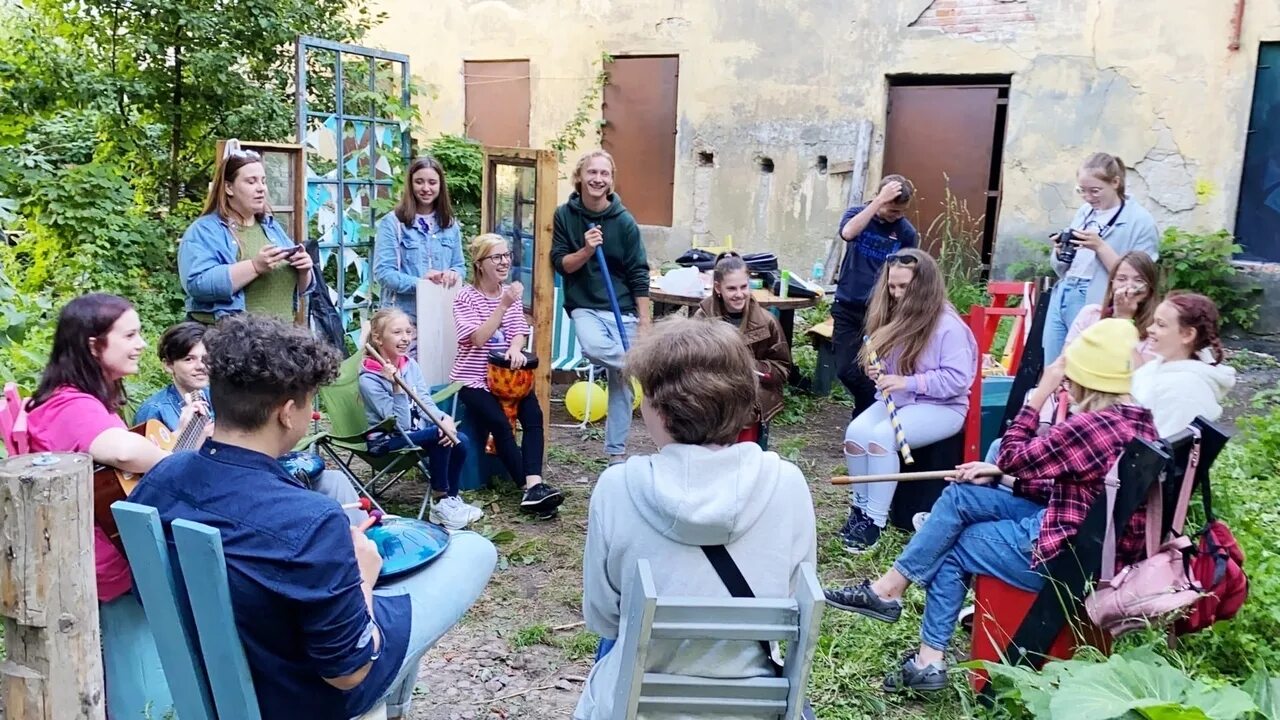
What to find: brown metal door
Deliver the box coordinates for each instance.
[464,60,530,148]
[602,56,679,226]
[883,85,1000,256]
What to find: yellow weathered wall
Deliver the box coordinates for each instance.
[364,0,1280,274]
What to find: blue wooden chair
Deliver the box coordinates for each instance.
[610,559,823,719]
[111,501,387,720]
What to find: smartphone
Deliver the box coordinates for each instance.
[283,244,304,256]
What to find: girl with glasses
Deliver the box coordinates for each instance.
[837,248,978,553]
[450,234,563,516]
[1043,152,1159,364]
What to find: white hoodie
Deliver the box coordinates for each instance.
[575,442,817,720]
[1131,350,1237,437]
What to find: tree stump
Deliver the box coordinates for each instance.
[0,452,104,720]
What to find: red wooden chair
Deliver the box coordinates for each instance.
[962,281,1038,462]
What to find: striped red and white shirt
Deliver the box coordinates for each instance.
[450,284,531,389]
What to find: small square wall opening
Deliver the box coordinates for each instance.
[817,155,828,173]
[759,157,775,173]
[697,151,715,166]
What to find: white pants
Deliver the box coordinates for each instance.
[844,402,966,527]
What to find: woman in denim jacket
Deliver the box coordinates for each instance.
[177,142,314,323]
[373,156,467,323]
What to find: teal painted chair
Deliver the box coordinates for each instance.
[111,501,388,720]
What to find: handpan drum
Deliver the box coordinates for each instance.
[366,518,451,581]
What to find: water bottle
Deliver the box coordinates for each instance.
[779,270,791,298]
[811,260,824,283]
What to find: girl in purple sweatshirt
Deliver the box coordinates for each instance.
[840,248,978,552]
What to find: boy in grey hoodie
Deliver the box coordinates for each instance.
[576,318,818,720]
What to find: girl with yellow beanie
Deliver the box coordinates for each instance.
[824,318,1157,693]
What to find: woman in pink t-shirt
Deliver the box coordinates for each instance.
[450,233,562,516]
[25,293,201,717]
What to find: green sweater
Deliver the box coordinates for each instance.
[551,192,650,314]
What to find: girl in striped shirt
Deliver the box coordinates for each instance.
[451,233,563,516]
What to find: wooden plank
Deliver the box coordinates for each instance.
[112,502,216,720]
[0,452,104,720]
[532,149,557,449]
[173,520,263,720]
[827,160,856,175]
[824,119,874,284]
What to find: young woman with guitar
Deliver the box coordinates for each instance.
[25,293,203,718]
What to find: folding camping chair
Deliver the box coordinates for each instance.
[297,346,462,521]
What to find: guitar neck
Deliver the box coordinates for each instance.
[173,414,209,452]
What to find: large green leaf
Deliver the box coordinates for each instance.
[1244,668,1280,720]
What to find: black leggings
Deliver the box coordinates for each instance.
[458,386,545,484]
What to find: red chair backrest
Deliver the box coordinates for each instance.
[961,282,1039,462]
[1,382,30,456]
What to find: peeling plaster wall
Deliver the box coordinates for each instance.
[365,0,1280,275]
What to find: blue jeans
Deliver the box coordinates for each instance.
[845,402,966,527]
[369,428,470,497]
[1042,277,1090,364]
[893,483,1046,651]
[571,308,638,456]
[374,531,497,717]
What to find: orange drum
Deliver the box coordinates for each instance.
[485,358,535,455]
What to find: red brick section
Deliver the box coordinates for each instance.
[911,0,1035,34]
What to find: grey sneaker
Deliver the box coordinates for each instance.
[912,512,930,532]
[429,496,475,530]
[883,654,949,693]
[823,580,902,622]
[841,520,882,554]
[608,454,626,466]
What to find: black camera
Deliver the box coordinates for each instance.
[1055,229,1078,264]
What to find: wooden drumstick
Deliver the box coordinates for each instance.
[364,343,460,445]
[831,468,1003,485]
[865,336,914,465]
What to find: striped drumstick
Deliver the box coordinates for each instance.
[864,336,914,465]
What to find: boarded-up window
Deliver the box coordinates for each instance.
[464,60,530,148]
[602,56,679,226]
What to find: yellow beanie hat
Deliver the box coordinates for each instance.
[1064,318,1138,394]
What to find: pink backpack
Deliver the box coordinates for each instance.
[1084,428,1203,637]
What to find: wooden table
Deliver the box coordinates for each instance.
[647,286,821,348]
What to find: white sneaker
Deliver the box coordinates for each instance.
[912,512,930,532]
[461,499,484,523]
[430,496,475,530]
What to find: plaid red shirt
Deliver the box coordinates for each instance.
[997,403,1157,570]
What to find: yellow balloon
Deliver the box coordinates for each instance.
[565,381,608,422]
[631,377,643,410]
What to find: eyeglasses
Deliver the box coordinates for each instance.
[484,252,513,264]
[885,253,919,266]
[1075,186,1106,197]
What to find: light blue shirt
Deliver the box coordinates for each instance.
[177,213,311,319]
[372,212,466,320]
[1051,198,1159,305]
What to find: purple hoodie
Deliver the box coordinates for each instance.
[878,308,977,415]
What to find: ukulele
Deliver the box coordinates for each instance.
[94,392,211,553]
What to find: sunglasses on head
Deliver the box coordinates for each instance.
[715,250,742,262]
[885,253,919,266]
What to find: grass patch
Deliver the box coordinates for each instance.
[555,629,601,661]
[548,445,607,473]
[511,623,551,649]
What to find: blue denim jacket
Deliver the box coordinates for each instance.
[372,212,466,320]
[177,213,310,318]
[133,385,214,431]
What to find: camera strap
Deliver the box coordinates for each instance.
[1084,198,1125,238]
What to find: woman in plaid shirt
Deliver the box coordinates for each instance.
[824,318,1157,692]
